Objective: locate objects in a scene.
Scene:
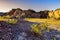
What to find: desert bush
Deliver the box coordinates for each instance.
[31,23,50,35]
[6,19,18,24]
[31,24,40,34]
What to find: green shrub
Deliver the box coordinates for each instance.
[31,24,40,34]
[6,19,18,24]
[53,37,56,40]
[31,23,49,35]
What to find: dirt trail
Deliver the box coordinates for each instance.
[47,24,60,31]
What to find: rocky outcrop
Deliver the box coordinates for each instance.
[0,20,43,40]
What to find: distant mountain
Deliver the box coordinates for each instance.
[1,8,60,19]
[0,12,7,16]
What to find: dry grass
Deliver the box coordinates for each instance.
[25,18,60,25]
[25,18,60,31]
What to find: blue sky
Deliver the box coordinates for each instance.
[0,0,60,12]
